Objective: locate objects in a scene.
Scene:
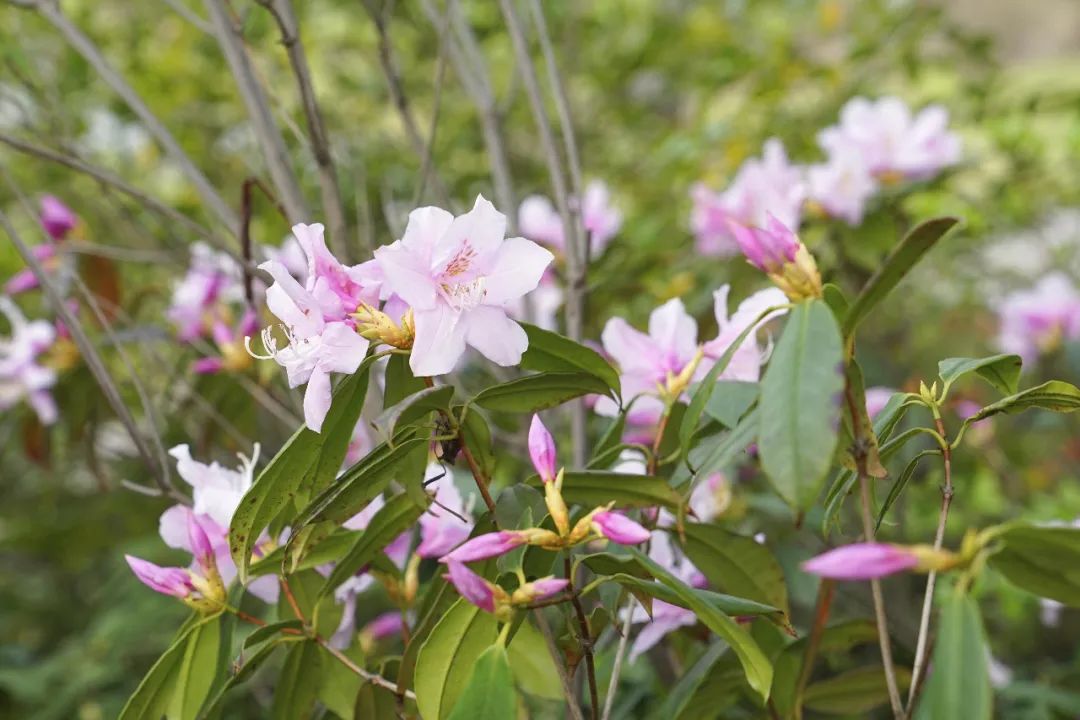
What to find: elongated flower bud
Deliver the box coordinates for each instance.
[592,511,651,545]
[440,531,527,563]
[729,214,821,302]
[511,576,570,605]
[801,542,919,580]
[125,555,194,599]
[528,414,558,483]
[544,478,571,537]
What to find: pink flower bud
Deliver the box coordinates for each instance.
[125,555,194,598]
[592,511,651,545]
[444,560,496,613]
[727,214,799,274]
[5,245,58,295]
[515,576,569,604]
[40,195,77,241]
[440,531,527,563]
[193,357,225,374]
[801,542,919,580]
[528,414,558,483]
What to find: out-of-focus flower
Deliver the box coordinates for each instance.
[356,611,406,652]
[595,298,705,426]
[802,542,955,580]
[510,576,569,605]
[996,273,1080,367]
[193,309,259,375]
[168,242,244,342]
[690,139,805,256]
[806,147,878,225]
[729,215,822,302]
[5,244,59,296]
[818,97,961,182]
[704,285,789,382]
[416,464,473,558]
[39,195,78,241]
[0,297,58,424]
[506,276,564,333]
[518,180,622,259]
[263,234,308,283]
[865,387,895,419]
[375,196,553,376]
[622,533,705,660]
[688,472,731,522]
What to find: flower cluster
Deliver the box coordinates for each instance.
[995,272,1080,367]
[691,96,961,255]
[437,415,649,619]
[519,179,623,260]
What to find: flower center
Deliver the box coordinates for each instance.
[440,278,487,312]
[443,242,477,278]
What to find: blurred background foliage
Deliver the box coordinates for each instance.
[2,0,1080,717]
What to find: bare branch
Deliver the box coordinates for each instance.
[203,0,309,226]
[28,0,239,233]
[412,4,450,209]
[161,0,213,33]
[255,0,349,258]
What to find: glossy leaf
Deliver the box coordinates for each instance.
[678,523,790,618]
[374,384,454,439]
[876,449,939,531]
[272,640,322,720]
[842,216,960,337]
[472,371,611,413]
[938,354,1022,396]
[770,620,879,718]
[415,598,499,720]
[989,524,1080,605]
[915,588,992,720]
[758,300,845,512]
[457,405,496,477]
[506,617,563,700]
[528,470,680,509]
[963,380,1080,426]
[687,407,759,483]
[804,665,912,715]
[446,644,517,720]
[703,380,758,429]
[654,642,728,719]
[167,615,222,720]
[520,322,621,393]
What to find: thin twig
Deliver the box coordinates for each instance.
[794,579,835,720]
[565,556,599,720]
[600,599,634,720]
[533,609,587,720]
[907,415,954,706]
[203,0,309,225]
[255,0,348,258]
[498,0,588,466]
[24,0,238,233]
[161,0,213,33]
[363,0,452,209]
[412,2,450,208]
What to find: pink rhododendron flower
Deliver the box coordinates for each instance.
[375,195,553,376]
[865,387,895,419]
[591,511,650,545]
[40,195,78,241]
[518,180,622,258]
[359,611,406,645]
[806,147,878,225]
[818,97,961,182]
[704,284,789,382]
[168,242,244,342]
[520,577,570,602]
[729,215,822,301]
[801,542,919,580]
[441,530,528,563]
[416,464,474,558]
[0,297,58,424]
[124,556,195,599]
[595,298,703,426]
[996,273,1080,366]
[528,414,558,483]
[192,308,259,375]
[445,560,497,613]
[690,139,805,256]
[263,234,309,283]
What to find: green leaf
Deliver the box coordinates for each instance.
[167,616,222,720]
[355,683,400,719]
[317,646,364,719]
[627,548,773,700]
[199,637,297,718]
[589,412,627,467]
[653,642,728,720]
[272,640,322,720]
[279,569,343,639]
[938,354,1022,396]
[506,618,563,700]
[687,407,759,483]
[528,470,680,509]
[837,359,886,478]
[678,523,790,619]
[876,449,939,531]
[703,381,759,429]
[415,598,498,720]
[915,587,992,720]
[457,405,496,477]
[230,368,371,582]
[472,371,611,413]
[770,620,879,718]
[384,352,426,406]
[374,384,454,440]
[321,491,430,596]
[804,665,912,715]
[603,573,780,624]
[249,531,359,577]
[963,380,1080,426]
[520,322,621,394]
[120,614,220,720]
[842,216,960,337]
[242,620,303,649]
[446,644,517,720]
[758,300,845,512]
[989,524,1080,605]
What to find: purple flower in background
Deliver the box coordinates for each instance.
[168,242,244,342]
[4,244,60,296]
[506,276,564,333]
[591,511,651,545]
[687,472,731,523]
[0,297,58,424]
[192,308,259,375]
[703,284,788,382]
[802,542,919,580]
[806,146,878,225]
[865,387,895,419]
[595,298,703,426]
[375,195,553,376]
[818,97,961,182]
[518,180,622,258]
[416,464,474,559]
[40,195,78,241]
[690,139,805,256]
[996,273,1080,366]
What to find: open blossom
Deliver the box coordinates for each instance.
[254,223,378,431]
[818,96,961,182]
[595,298,704,426]
[375,195,553,377]
[168,242,244,342]
[0,297,58,424]
[729,214,822,301]
[806,145,878,225]
[996,273,1080,366]
[127,511,228,612]
[518,180,622,258]
[690,139,805,256]
[704,284,789,382]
